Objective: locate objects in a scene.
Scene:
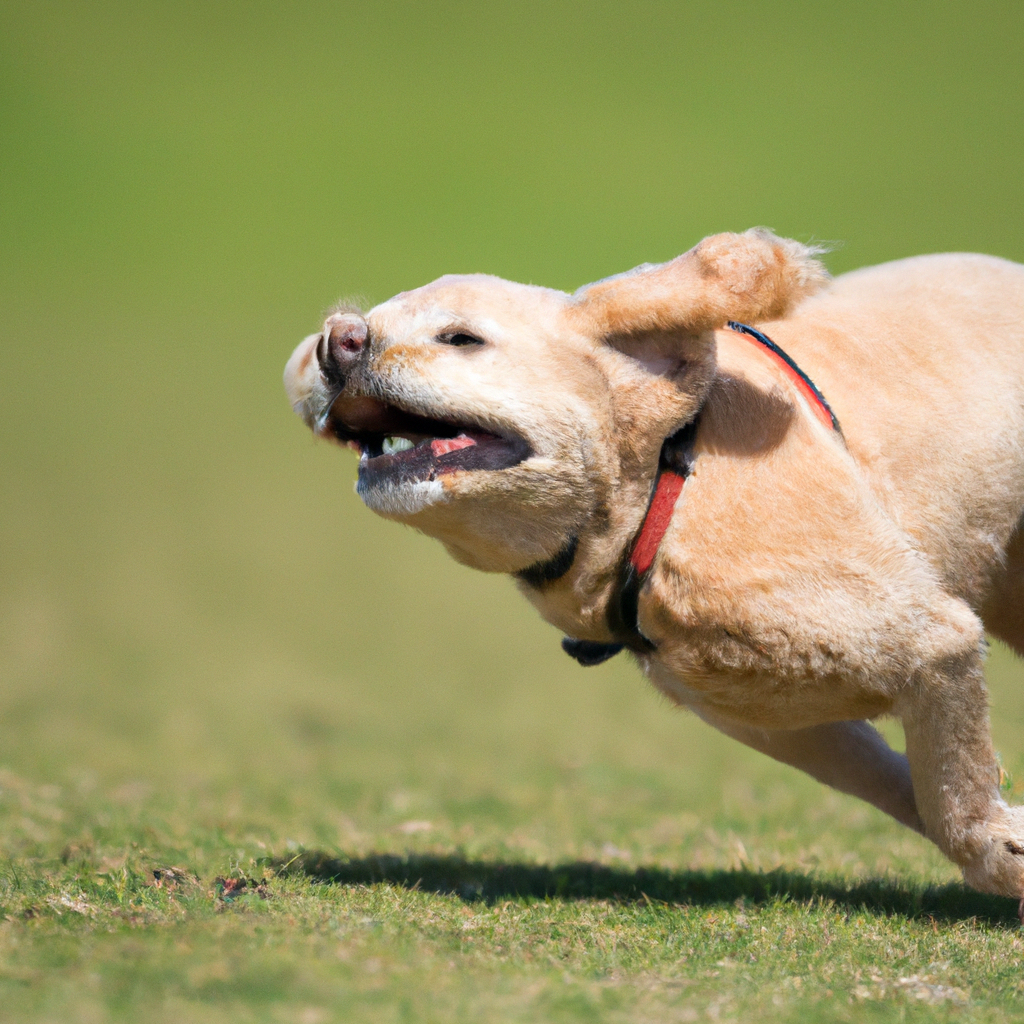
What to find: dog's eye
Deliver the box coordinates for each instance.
[437,331,484,347]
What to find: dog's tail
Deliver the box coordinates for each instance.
[569,228,830,339]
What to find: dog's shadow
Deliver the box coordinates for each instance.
[272,850,1019,928]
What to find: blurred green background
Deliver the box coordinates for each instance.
[2,0,1024,864]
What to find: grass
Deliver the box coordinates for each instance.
[4,0,1024,1019]
[3,710,1024,1022]
[1,875,1017,1023]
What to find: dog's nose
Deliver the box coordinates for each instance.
[318,312,368,384]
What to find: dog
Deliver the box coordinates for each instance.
[284,229,1024,901]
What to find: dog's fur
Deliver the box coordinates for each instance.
[284,229,1024,897]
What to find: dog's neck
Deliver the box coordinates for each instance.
[514,415,701,656]
[521,321,843,666]
[603,415,702,645]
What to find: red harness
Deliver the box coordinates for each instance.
[636,321,840,571]
[561,320,841,667]
[629,468,686,577]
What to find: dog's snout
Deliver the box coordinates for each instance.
[319,313,368,384]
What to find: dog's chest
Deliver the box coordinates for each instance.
[634,548,924,729]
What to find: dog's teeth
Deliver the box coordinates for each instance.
[382,436,415,456]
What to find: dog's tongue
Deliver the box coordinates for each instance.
[430,434,478,457]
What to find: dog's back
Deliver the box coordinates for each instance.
[746,253,1024,610]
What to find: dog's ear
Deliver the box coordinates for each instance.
[565,230,829,450]
[568,229,829,345]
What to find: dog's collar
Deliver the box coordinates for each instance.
[562,321,841,667]
[561,418,699,666]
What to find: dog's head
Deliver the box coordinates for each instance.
[284,230,827,579]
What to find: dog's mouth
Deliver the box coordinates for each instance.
[324,393,532,487]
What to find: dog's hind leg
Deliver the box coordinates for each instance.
[693,709,923,831]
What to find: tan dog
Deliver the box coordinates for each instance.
[284,229,1024,900]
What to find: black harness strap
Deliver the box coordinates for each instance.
[727,321,842,434]
[561,637,624,666]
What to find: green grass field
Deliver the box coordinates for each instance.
[4,1,1024,1020]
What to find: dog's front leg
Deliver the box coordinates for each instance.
[693,709,923,832]
[897,646,1024,897]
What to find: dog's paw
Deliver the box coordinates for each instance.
[692,228,830,322]
[960,804,1024,897]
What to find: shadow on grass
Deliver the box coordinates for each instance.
[272,850,1020,928]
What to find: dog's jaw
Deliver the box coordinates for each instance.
[357,475,449,517]
[381,452,598,574]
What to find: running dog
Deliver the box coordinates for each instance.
[284,229,1024,901]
